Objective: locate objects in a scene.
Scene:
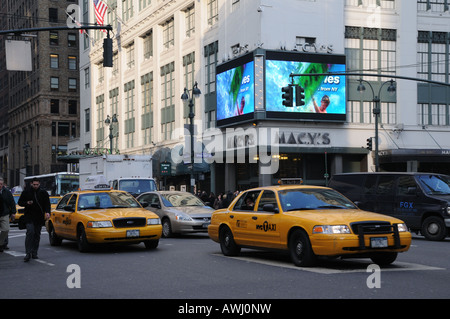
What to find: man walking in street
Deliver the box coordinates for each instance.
[0,178,17,252]
[18,178,50,262]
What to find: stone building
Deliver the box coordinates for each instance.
[3,0,80,186]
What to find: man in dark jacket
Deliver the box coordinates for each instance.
[18,178,51,262]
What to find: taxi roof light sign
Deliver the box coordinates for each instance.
[278,178,303,185]
[82,175,111,191]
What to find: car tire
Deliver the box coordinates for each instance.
[219,226,241,256]
[421,216,447,241]
[48,223,62,246]
[162,218,173,238]
[144,240,159,250]
[289,229,316,267]
[370,252,397,266]
[77,224,91,252]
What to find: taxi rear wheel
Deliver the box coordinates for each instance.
[48,223,62,246]
[289,229,316,267]
[219,226,241,256]
[77,225,91,253]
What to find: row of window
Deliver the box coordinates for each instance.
[51,77,78,92]
[345,26,450,126]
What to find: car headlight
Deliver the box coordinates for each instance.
[397,223,408,232]
[313,225,351,234]
[175,213,192,221]
[87,221,113,228]
[147,218,161,225]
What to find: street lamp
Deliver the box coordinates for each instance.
[181,81,201,194]
[23,142,30,176]
[104,114,118,154]
[357,79,396,172]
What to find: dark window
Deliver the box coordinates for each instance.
[58,122,70,137]
[68,100,77,114]
[51,99,59,114]
[398,176,417,196]
[49,8,58,23]
[363,175,378,194]
[377,175,396,195]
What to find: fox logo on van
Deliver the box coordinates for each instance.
[400,202,414,209]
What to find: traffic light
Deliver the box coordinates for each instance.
[295,85,305,106]
[281,85,293,107]
[366,137,373,151]
[103,36,113,67]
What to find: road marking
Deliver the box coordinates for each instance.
[4,250,55,267]
[212,253,445,274]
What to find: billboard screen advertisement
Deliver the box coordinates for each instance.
[216,54,255,126]
[265,51,346,122]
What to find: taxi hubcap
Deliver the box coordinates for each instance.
[295,241,303,256]
[224,234,231,247]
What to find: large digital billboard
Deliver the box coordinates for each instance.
[265,51,346,122]
[216,53,255,127]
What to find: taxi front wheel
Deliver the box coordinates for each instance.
[77,225,92,253]
[289,229,316,267]
[219,226,241,256]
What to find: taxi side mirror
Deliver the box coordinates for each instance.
[63,205,75,212]
[262,203,279,213]
[140,202,149,208]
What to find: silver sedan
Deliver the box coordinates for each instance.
[136,191,213,237]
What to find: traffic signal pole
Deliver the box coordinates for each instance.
[0,25,114,67]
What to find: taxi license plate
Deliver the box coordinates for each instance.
[126,229,140,238]
[370,237,388,248]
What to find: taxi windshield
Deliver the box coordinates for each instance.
[278,188,356,212]
[161,193,205,207]
[417,175,450,195]
[78,192,141,210]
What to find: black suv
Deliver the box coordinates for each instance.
[329,172,450,241]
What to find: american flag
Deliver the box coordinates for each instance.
[93,0,108,26]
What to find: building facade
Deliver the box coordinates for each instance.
[4,0,80,187]
[74,0,450,194]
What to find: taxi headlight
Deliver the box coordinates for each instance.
[175,213,192,221]
[87,221,113,228]
[147,218,161,225]
[313,225,351,234]
[397,223,408,232]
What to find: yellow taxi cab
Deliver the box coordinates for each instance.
[208,185,411,267]
[45,183,162,252]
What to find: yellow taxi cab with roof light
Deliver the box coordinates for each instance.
[45,177,162,252]
[208,184,411,267]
